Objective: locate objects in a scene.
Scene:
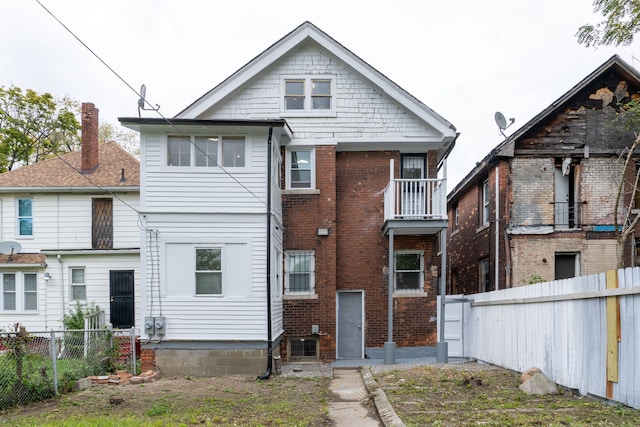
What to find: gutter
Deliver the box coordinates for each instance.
[258,126,274,380]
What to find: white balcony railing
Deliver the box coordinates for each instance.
[384,177,447,221]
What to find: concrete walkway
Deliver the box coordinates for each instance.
[329,369,383,427]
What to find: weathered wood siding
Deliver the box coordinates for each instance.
[460,267,640,409]
[198,45,439,141]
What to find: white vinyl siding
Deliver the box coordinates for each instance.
[142,213,282,341]
[142,133,268,214]
[0,193,140,253]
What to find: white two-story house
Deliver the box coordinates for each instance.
[0,103,140,331]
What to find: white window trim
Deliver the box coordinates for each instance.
[393,250,425,295]
[70,267,87,302]
[479,258,490,292]
[281,76,337,117]
[1,272,39,313]
[194,247,224,297]
[285,148,316,190]
[16,197,34,239]
[284,250,316,297]
[165,135,249,169]
[482,179,490,225]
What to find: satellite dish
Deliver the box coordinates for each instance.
[0,241,22,261]
[494,111,515,137]
[137,84,160,117]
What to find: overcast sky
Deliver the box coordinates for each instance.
[2,0,640,188]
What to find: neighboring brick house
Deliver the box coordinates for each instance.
[447,55,640,294]
[121,21,457,374]
[0,103,141,331]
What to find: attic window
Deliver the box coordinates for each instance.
[282,76,336,116]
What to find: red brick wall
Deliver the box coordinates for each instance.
[281,146,337,361]
[336,151,438,348]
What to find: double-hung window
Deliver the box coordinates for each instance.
[284,251,315,295]
[195,248,222,295]
[17,198,33,237]
[71,268,86,301]
[395,251,424,292]
[283,77,334,113]
[24,273,37,310]
[287,149,315,189]
[2,273,16,310]
[1,272,37,312]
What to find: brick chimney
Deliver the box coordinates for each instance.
[81,103,99,172]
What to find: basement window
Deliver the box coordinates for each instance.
[288,338,318,361]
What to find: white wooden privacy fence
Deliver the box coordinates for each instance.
[455,267,640,409]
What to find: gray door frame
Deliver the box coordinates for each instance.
[336,290,365,359]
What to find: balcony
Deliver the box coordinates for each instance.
[382,177,448,235]
[554,202,580,229]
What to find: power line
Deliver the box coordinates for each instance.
[34,0,269,208]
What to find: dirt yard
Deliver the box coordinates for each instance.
[0,373,333,426]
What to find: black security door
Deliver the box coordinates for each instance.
[110,270,135,328]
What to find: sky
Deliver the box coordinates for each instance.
[2,0,640,189]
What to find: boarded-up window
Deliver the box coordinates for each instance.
[92,198,113,249]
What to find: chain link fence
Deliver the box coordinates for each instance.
[0,327,136,410]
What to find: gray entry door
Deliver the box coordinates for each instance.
[337,291,364,359]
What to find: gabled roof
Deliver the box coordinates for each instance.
[448,54,640,201]
[0,142,140,192]
[176,21,456,140]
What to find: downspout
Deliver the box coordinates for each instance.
[258,126,274,380]
[58,254,64,325]
[495,166,499,291]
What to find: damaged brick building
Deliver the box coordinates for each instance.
[447,55,640,293]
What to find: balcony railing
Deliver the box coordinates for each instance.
[554,202,580,228]
[384,178,447,221]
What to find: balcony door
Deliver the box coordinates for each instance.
[401,155,426,216]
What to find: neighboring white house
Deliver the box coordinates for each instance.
[120,21,457,375]
[0,103,140,332]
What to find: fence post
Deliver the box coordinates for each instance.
[130,327,136,374]
[50,330,58,395]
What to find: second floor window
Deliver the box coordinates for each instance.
[287,149,315,189]
[92,198,113,249]
[168,135,245,168]
[17,198,33,237]
[482,179,490,225]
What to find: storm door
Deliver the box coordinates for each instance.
[110,270,135,328]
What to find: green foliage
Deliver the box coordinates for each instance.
[577,0,640,47]
[0,85,81,171]
[525,274,546,285]
[63,302,101,330]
